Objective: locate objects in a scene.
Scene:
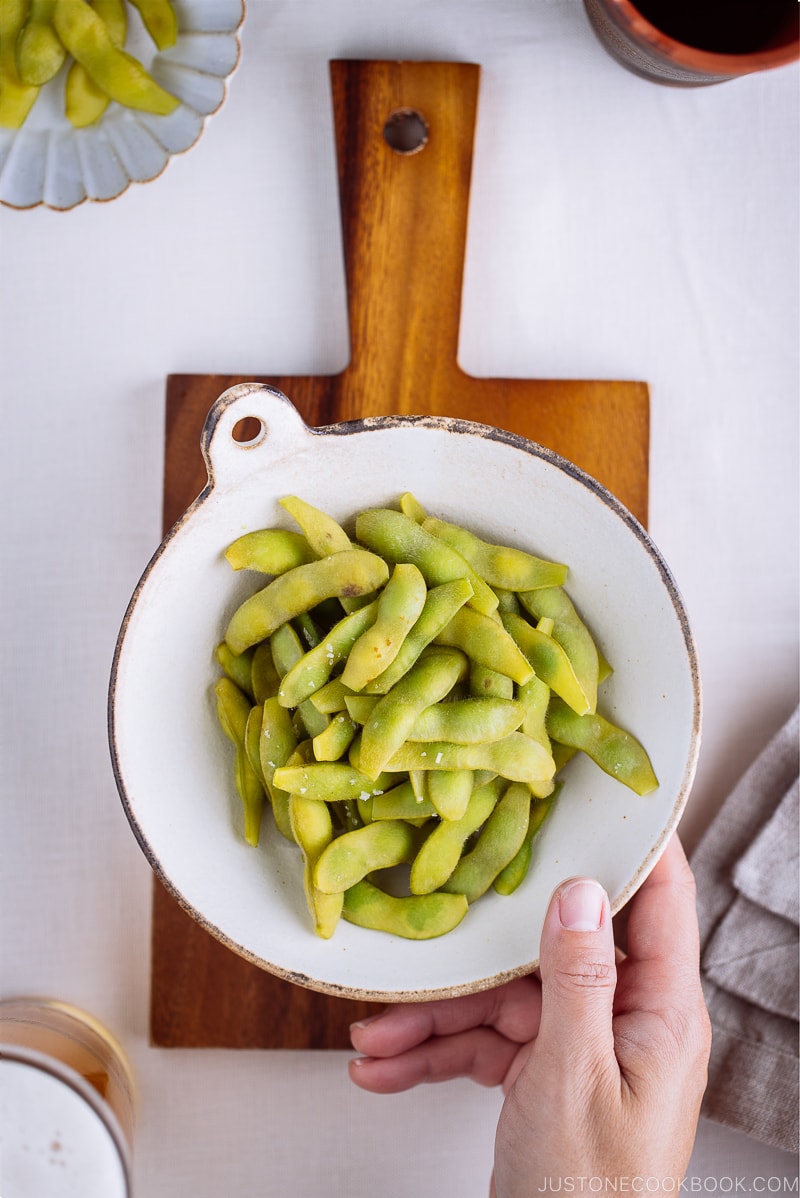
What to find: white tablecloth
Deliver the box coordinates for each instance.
[1,1,797,1193]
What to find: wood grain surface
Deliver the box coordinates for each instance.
[151,60,650,1049]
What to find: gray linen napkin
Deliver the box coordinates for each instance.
[691,707,799,1154]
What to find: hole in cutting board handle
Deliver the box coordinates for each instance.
[231,417,266,447]
[383,108,429,155]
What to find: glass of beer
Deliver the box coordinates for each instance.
[0,997,135,1197]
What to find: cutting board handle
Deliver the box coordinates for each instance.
[330,60,480,416]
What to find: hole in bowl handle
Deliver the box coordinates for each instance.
[200,384,312,490]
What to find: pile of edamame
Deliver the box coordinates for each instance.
[1,0,179,130]
[214,494,658,941]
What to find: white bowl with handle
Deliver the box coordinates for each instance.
[108,383,701,1001]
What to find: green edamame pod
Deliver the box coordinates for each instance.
[501,611,590,715]
[65,0,126,126]
[289,793,343,939]
[214,676,251,745]
[53,0,179,115]
[215,642,255,700]
[519,586,600,714]
[434,607,534,686]
[470,663,514,699]
[355,508,498,617]
[0,0,40,128]
[518,673,552,755]
[272,761,395,803]
[280,495,353,556]
[341,563,427,691]
[426,769,474,821]
[399,492,427,523]
[493,786,559,896]
[343,694,379,724]
[441,781,532,902]
[225,550,389,654]
[277,601,379,709]
[233,745,266,848]
[364,578,474,694]
[258,697,298,841]
[312,712,358,762]
[214,679,266,846]
[225,528,315,574]
[371,781,437,821]
[314,820,419,894]
[244,703,265,783]
[422,516,568,592]
[546,697,658,796]
[357,649,469,780]
[17,0,66,85]
[270,623,329,738]
[251,641,281,703]
[127,0,177,51]
[410,776,504,894]
[308,677,355,714]
[342,879,469,940]
[381,732,555,787]
[407,698,526,745]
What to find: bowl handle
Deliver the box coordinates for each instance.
[200,384,313,492]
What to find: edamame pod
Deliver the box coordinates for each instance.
[470,663,514,700]
[251,640,281,703]
[371,781,436,821]
[493,787,559,896]
[422,516,568,591]
[64,0,126,126]
[426,768,474,821]
[434,607,534,686]
[225,528,315,575]
[17,0,67,85]
[314,820,419,893]
[277,601,379,709]
[399,492,427,523]
[380,732,555,787]
[441,781,532,902]
[215,642,255,700]
[502,611,590,715]
[546,697,658,796]
[127,0,177,51]
[357,649,469,780]
[364,578,474,694]
[0,0,40,128]
[225,550,389,654]
[342,880,468,940]
[312,712,358,762]
[407,698,526,745]
[308,677,355,714]
[53,0,179,115]
[214,679,265,846]
[280,495,353,556]
[270,623,329,739]
[355,508,498,616]
[272,761,394,803]
[410,777,504,894]
[258,697,298,841]
[519,586,600,714]
[341,563,427,691]
[289,793,343,939]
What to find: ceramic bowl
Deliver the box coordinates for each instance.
[0,0,244,211]
[108,384,701,1001]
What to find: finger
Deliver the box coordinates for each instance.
[350,975,542,1059]
[615,835,705,1017]
[535,876,617,1074]
[349,1026,522,1092]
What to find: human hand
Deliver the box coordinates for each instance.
[349,834,711,1196]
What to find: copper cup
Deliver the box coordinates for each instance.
[583,0,799,85]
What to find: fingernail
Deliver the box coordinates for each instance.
[558,878,606,931]
[350,1012,384,1033]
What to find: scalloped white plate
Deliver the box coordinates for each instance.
[0,0,244,211]
[108,385,702,1003]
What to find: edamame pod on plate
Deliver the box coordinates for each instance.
[342,880,469,940]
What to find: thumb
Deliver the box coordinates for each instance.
[535,877,617,1072]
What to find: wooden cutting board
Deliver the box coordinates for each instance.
[151,60,650,1049]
